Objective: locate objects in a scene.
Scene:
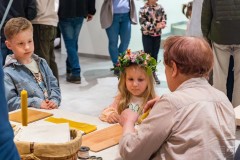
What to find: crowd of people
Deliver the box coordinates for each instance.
[0,0,240,159]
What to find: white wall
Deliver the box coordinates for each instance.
[62,0,190,56]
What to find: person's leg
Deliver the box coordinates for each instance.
[152,36,161,84]
[142,34,152,55]
[106,14,120,66]
[212,42,231,97]
[59,17,84,83]
[152,36,161,62]
[232,45,240,107]
[119,13,131,54]
[33,24,59,81]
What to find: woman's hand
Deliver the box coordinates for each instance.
[143,96,160,113]
[119,109,139,134]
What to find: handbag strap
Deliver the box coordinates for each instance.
[0,0,13,31]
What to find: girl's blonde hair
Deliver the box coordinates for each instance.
[117,64,156,114]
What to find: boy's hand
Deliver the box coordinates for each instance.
[40,100,58,109]
[40,100,50,109]
[45,99,58,109]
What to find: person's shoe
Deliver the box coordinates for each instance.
[153,72,160,84]
[66,70,71,77]
[66,75,81,84]
[113,69,119,77]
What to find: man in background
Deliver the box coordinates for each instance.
[201,0,240,107]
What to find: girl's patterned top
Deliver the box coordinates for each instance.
[139,3,166,36]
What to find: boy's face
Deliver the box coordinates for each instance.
[5,29,34,61]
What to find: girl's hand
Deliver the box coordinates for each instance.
[156,21,166,29]
[107,112,120,124]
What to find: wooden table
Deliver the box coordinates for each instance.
[10,108,122,160]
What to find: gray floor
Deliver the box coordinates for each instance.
[54,49,240,142]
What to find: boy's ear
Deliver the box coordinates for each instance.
[5,40,12,50]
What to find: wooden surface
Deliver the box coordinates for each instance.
[82,124,123,152]
[9,109,53,124]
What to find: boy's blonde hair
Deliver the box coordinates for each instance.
[4,17,33,40]
[117,64,156,114]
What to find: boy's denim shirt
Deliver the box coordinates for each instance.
[3,54,61,111]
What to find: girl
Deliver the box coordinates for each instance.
[139,0,166,84]
[99,49,157,123]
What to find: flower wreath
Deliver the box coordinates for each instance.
[114,49,157,75]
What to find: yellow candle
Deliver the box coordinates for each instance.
[21,90,28,126]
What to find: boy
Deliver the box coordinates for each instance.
[3,17,61,112]
[0,0,37,65]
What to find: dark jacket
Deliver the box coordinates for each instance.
[58,0,96,19]
[0,0,37,42]
[0,56,20,160]
[201,0,240,44]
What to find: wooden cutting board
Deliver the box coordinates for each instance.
[9,109,53,123]
[82,124,123,152]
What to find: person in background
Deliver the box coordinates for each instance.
[99,49,157,124]
[4,17,61,112]
[58,0,96,84]
[0,0,37,65]
[100,0,137,76]
[201,0,240,107]
[31,0,59,81]
[0,46,20,160]
[119,36,235,160]
[139,0,166,84]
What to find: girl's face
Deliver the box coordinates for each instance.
[125,67,148,97]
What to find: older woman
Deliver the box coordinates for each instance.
[119,36,235,160]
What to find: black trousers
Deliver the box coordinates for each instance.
[142,34,161,61]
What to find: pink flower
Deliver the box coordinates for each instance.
[130,53,137,62]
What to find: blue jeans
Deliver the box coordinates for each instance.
[106,13,131,65]
[59,17,84,77]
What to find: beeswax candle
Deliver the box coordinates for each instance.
[21,90,28,126]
